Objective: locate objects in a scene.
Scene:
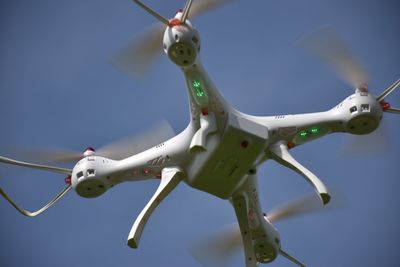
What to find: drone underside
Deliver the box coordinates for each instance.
[1,1,399,267]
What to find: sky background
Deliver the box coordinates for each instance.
[0,0,399,266]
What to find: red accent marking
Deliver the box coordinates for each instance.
[155,172,162,179]
[65,176,72,185]
[380,100,391,111]
[169,18,182,27]
[201,107,209,116]
[84,147,95,152]
[143,169,150,175]
[241,140,249,148]
[287,141,296,149]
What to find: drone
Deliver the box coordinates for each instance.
[1,0,399,266]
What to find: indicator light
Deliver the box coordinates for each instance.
[193,80,204,97]
[287,141,296,149]
[169,18,181,27]
[380,101,391,110]
[64,176,72,185]
[299,131,307,137]
[311,127,319,133]
[190,78,209,106]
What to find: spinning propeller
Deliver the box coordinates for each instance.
[113,0,234,77]
[301,27,400,113]
[300,27,400,155]
[0,121,174,217]
[190,191,344,267]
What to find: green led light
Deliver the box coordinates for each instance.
[193,80,201,88]
[311,127,319,133]
[299,131,308,137]
[192,80,204,97]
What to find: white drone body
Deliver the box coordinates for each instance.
[1,1,399,267]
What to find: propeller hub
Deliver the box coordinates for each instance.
[169,18,182,27]
[83,147,95,157]
[163,22,200,67]
[356,83,369,93]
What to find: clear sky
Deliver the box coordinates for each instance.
[0,0,399,266]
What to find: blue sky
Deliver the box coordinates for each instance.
[1,0,399,266]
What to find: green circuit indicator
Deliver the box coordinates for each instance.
[193,80,200,88]
[193,80,204,97]
[311,127,319,134]
[299,131,308,137]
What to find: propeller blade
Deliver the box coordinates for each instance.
[115,0,234,77]
[111,23,165,78]
[4,146,82,165]
[131,0,169,26]
[0,184,71,217]
[96,120,175,160]
[2,120,174,164]
[190,0,235,18]
[181,0,194,23]
[189,224,241,267]
[279,249,306,267]
[377,79,400,102]
[300,27,369,89]
[0,155,72,175]
[384,107,400,114]
[266,190,344,223]
[340,123,389,158]
[190,191,344,266]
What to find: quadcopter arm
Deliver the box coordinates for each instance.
[267,141,330,205]
[127,167,183,248]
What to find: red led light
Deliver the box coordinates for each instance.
[169,18,181,27]
[287,141,296,149]
[65,176,72,185]
[380,101,391,110]
[201,107,209,116]
[84,147,95,152]
[143,169,150,175]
